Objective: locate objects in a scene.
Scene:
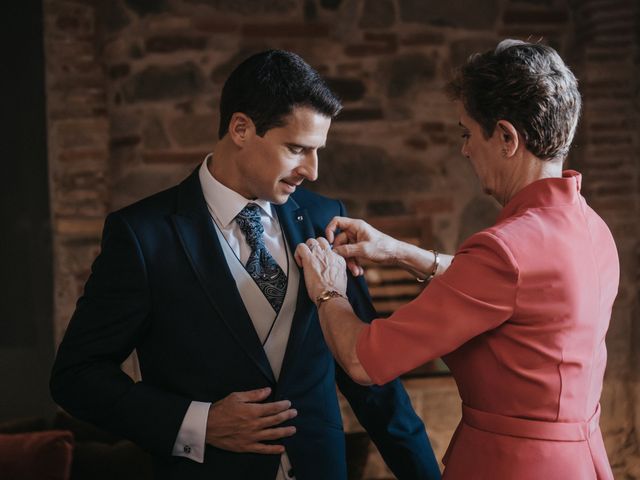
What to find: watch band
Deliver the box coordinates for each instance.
[315,289,346,308]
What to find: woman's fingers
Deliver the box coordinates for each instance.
[317,237,332,250]
[333,242,363,259]
[325,216,342,243]
[346,259,363,276]
[332,230,366,278]
[332,231,350,248]
[294,243,311,268]
[325,216,360,243]
[305,238,319,251]
[296,236,350,300]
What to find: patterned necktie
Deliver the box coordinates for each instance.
[235,203,287,313]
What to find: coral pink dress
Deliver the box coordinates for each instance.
[356,171,618,479]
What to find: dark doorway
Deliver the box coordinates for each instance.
[0,0,55,421]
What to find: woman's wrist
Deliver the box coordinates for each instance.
[390,239,412,268]
[395,241,424,271]
[394,242,441,280]
[416,249,439,283]
[315,289,347,308]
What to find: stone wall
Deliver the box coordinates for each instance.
[44,0,639,477]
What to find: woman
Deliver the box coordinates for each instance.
[295,40,618,479]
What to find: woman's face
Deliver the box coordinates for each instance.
[456,102,506,199]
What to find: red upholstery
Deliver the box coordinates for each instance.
[0,430,74,480]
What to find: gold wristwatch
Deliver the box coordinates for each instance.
[315,289,346,308]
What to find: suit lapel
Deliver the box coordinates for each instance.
[171,170,276,384]
[274,199,317,387]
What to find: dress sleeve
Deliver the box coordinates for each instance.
[356,230,519,385]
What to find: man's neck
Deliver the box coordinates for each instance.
[209,140,255,199]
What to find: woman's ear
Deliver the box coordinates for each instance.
[496,120,519,157]
[228,113,254,147]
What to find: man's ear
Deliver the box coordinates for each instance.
[228,113,254,147]
[496,120,519,157]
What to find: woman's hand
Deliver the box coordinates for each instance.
[325,216,400,276]
[295,237,372,386]
[294,237,348,304]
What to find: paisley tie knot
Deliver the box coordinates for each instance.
[236,204,265,251]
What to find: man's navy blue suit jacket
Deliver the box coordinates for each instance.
[50,168,440,479]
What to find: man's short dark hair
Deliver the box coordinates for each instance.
[446,39,582,161]
[218,50,342,139]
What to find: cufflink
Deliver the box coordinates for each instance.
[183,445,191,454]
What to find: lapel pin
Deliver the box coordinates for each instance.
[296,215,304,221]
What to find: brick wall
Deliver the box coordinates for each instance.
[44,0,639,477]
[44,0,110,346]
[570,1,640,476]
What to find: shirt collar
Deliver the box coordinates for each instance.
[496,170,582,224]
[198,154,274,227]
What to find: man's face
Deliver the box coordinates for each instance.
[456,102,505,198]
[237,106,331,204]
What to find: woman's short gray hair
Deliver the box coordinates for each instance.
[446,39,582,161]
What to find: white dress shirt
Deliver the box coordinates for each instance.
[172,155,296,480]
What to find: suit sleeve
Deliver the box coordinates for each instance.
[50,212,192,456]
[356,230,518,386]
[333,201,441,480]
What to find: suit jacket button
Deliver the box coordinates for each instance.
[183,445,191,454]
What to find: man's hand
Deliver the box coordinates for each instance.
[205,387,297,454]
[325,216,400,276]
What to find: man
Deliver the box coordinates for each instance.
[50,50,440,479]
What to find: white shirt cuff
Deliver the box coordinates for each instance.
[172,400,211,463]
